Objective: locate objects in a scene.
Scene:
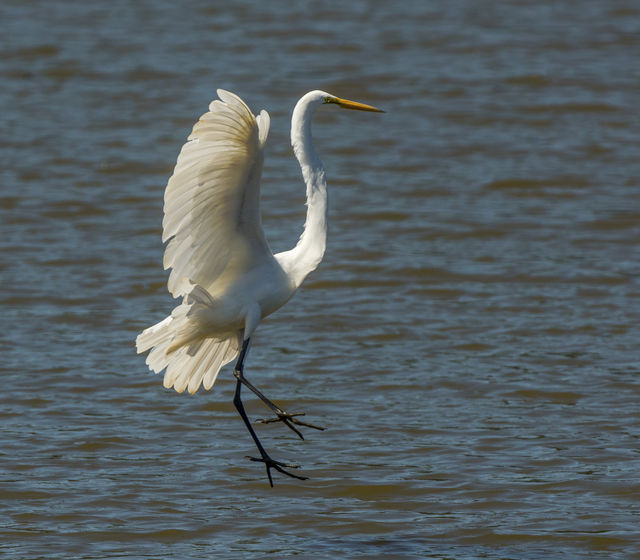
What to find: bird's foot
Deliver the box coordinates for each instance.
[257,411,325,440]
[247,454,308,487]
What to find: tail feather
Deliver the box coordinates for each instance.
[186,339,219,394]
[136,304,239,394]
[166,339,205,393]
[202,337,237,390]
[163,336,239,394]
[136,315,173,354]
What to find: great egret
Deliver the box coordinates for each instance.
[136,89,383,486]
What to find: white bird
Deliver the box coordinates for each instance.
[136,89,383,486]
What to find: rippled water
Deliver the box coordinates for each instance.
[2,1,639,558]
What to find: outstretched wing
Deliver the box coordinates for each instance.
[161,89,272,297]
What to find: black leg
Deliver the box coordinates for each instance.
[233,341,325,439]
[232,338,308,487]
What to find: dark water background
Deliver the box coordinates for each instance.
[1,1,639,558]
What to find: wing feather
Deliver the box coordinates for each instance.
[162,89,272,297]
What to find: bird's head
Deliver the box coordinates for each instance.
[290,90,384,156]
[297,90,384,114]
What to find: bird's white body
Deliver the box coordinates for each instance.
[136,90,337,394]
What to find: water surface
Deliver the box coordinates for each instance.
[1,1,639,558]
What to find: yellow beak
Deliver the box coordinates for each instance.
[328,96,385,113]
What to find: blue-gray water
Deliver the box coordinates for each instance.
[1,1,639,558]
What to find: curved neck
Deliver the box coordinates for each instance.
[283,95,328,289]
